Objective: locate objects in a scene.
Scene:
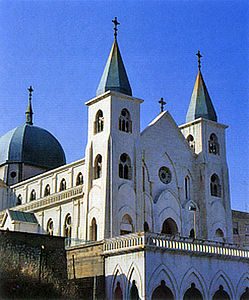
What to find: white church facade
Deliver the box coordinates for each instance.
[0,20,248,299]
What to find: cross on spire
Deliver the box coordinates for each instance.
[196,50,202,71]
[158,97,166,113]
[112,17,120,39]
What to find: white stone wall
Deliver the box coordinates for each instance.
[105,247,249,300]
[105,251,145,300]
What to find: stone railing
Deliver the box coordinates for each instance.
[0,186,83,222]
[103,232,249,259]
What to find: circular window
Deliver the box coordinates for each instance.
[158,167,172,184]
[10,171,17,178]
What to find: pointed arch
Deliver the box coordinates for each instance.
[76,172,83,185]
[119,108,132,133]
[209,270,235,300]
[120,214,134,235]
[126,262,143,300]
[180,267,207,299]
[236,273,249,300]
[94,109,104,134]
[209,133,219,155]
[111,265,126,300]
[163,151,179,187]
[90,217,97,241]
[30,189,36,201]
[147,263,177,299]
[44,184,50,196]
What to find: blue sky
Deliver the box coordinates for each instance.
[0,0,248,212]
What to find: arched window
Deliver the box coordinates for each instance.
[144,222,149,232]
[183,283,203,300]
[59,178,67,191]
[30,189,36,201]
[120,214,133,235]
[240,287,249,300]
[46,219,54,236]
[119,109,132,133]
[44,184,50,196]
[64,214,72,245]
[210,174,221,197]
[129,280,139,300]
[94,155,102,179]
[114,282,123,300]
[161,218,178,235]
[90,217,97,241]
[16,194,22,205]
[76,172,83,185]
[209,133,219,155]
[187,134,195,151]
[212,285,230,300]
[94,110,104,134]
[151,280,174,300]
[185,176,190,200]
[119,153,132,180]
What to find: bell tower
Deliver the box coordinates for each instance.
[83,18,143,241]
[180,51,233,243]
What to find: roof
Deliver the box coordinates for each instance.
[96,38,132,97]
[186,71,217,123]
[0,124,66,169]
[7,210,38,224]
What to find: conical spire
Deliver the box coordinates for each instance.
[186,52,217,123]
[25,86,34,125]
[96,18,132,97]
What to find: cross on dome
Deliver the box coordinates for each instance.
[112,17,120,39]
[26,86,34,125]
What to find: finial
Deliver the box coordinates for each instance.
[158,97,166,113]
[25,86,34,125]
[112,17,120,39]
[196,50,202,71]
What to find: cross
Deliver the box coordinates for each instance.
[112,17,120,38]
[196,50,202,71]
[27,86,34,102]
[158,97,166,113]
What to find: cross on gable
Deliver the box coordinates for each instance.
[158,97,166,113]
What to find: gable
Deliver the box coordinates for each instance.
[141,111,195,159]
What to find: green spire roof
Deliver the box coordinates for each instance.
[186,70,217,123]
[96,38,132,96]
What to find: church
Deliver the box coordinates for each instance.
[0,18,248,299]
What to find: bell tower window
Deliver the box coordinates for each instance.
[210,173,221,197]
[209,133,219,155]
[94,155,102,179]
[187,134,195,151]
[94,110,104,134]
[119,153,132,180]
[119,109,132,133]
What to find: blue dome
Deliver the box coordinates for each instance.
[0,124,66,169]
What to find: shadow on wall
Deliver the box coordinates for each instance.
[108,273,248,300]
